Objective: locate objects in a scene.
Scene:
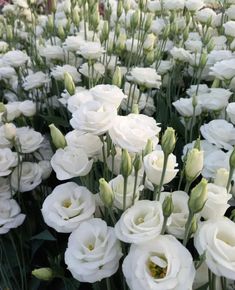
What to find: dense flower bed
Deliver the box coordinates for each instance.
[0,0,235,289]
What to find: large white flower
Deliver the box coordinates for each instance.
[210,58,235,80]
[115,200,163,244]
[67,90,93,113]
[3,50,29,67]
[127,67,162,89]
[194,217,235,280]
[163,0,184,10]
[200,119,235,150]
[123,235,195,290]
[39,45,64,61]
[19,100,36,117]
[173,98,202,117]
[144,150,178,186]
[41,182,95,233]
[0,148,17,177]
[0,198,25,234]
[70,101,117,136]
[16,127,44,153]
[226,102,235,124]
[109,114,161,153]
[51,146,93,180]
[23,71,50,91]
[51,64,81,83]
[11,162,42,192]
[65,218,122,282]
[223,21,235,37]
[77,41,105,60]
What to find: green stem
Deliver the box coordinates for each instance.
[132,170,139,205]
[189,107,196,142]
[106,277,112,290]
[154,154,169,201]
[226,167,234,193]
[183,212,194,246]
[184,180,192,194]
[161,217,168,235]
[107,208,117,226]
[123,176,128,211]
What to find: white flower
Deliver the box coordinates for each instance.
[156,60,173,75]
[223,21,235,37]
[210,58,235,80]
[196,8,216,24]
[90,84,127,109]
[109,175,142,210]
[65,218,122,282]
[127,67,161,89]
[79,62,105,80]
[3,50,29,67]
[70,101,117,136]
[0,198,25,234]
[144,150,178,186]
[3,123,16,141]
[151,18,166,35]
[187,84,210,97]
[51,146,93,180]
[77,41,105,60]
[0,126,12,149]
[16,127,44,153]
[200,119,235,150]
[226,102,235,124]
[163,0,184,10]
[0,66,16,81]
[115,200,163,244]
[226,5,235,20]
[23,71,50,91]
[173,98,202,117]
[65,130,103,158]
[0,148,17,177]
[200,183,231,220]
[51,65,81,83]
[159,191,189,239]
[123,235,195,290]
[11,162,42,192]
[147,0,161,12]
[170,47,191,62]
[0,177,12,199]
[5,102,21,121]
[185,0,204,11]
[19,100,36,117]
[0,41,8,53]
[38,160,52,180]
[67,90,93,113]
[194,217,235,280]
[109,114,160,153]
[63,35,86,52]
[184,40,203,52]
[39,45,64,61]
[41,182,95,233]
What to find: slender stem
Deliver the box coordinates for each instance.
[184,180,192,194]
[106,277,112,290]
[132,170,139,205]
[183,212,194,246]
[123,176,128,211]
[221,277,227,290]
[108,208,117,226]
[189,106,196,142]
[154,154,169,201]
[226,167,234,193]
[161,217,168,235]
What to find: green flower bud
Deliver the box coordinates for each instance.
[49,124,67,149]
[163,25,170,40]
[65,19,71,33]
[32,268,54,281]
[130,9,140,30]
[200,52,208,68]
[189,215,198,237]
[211,78,221,88]
[101,21,109,43]
[161,127,176,156]
[47,15,54,32]
[143,139,153,157]
[57,24,65,40]
[162,195,174,218]
[6,25,13,42]
[0,102,6,113]
[72,8,80,27]
[91,7,100,30]
[51,0,57,13]
[193,138,201,151]
[64,72,75,95]
[131,104,139,114]
[117,0,123,18]
[214,168,229,188]
[183,26,189,41]
[3,123,16,140]
[112,66,122,87]
[99,178,114,207]
[188,178,208,214]
[133,153,142,173]
[121,149,132,178]
[145,50,155,65]
[123,0,130,13]
[230,146,235,169]
[116,33,126,53]
[185,148,204,182]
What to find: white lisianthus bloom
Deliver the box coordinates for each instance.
[173,98,202,117]
[126,38,139,53]
[65,130,103,158]
[200,119,235,150]
[194,217,235,280]
[39,45,64,61]
[187,84,209,97]
[51,146,93,180]
[0,198,25,234]
[200,183,231,220]
[16,127,44,153]
[121,82,147,111]
[147,0,161,12]
[67,90,93,113]
[70,101,117,136]
[226,5,235,20]
[123,235,195,290]
[63,35,86,52]
[184,40,203,53]
[3,123,16,141]
[159,191,189,239]
[90,84,127,109]
[151,18,166,35]
[223,21,235,38]
[23,72,50,91]
[210,59,235,80]
[144,150,178,186]
[0,41,9,53]
[0,177,12,199]
[19,100,36,117]
[109,175,142,210]
[0,148,17,176]
[109,114,161,153]
[156,60,173,75]
[79,62,105,80]
[3,50,29,67]
[196,8,216,24]
[65,218,122,282]
[41,182,95,233]
[4,102,21,121]
[11,162,42,192]
[163,0,184,10]
[226,102,235,124]
[38,160,52,180]
[170,47,191,63]
[0,126,12,149]
[185,0,204,11]
[127,67,161,89]
[0,66,16,81]
[77,41,105,60]
[115,200,163,244]
[51,65,81,83]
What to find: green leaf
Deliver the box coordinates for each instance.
[31,230,56,241]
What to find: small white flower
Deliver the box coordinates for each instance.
[3,50,29,67]
[77,41,105,60]
[23,71,50,91]
[0,148,17,177]
[127,67,161,89]
[51,65,81,83]
[223,21,235,38]
[67,90,93,113]
[16,127,44,153]
[19,100,36,117]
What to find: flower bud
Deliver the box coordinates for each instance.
[189,215,198,236]
[49,124,67,149]
[146,50,155,65]
[117,0,123,18]
[99,178,114,207]
[162,195,173,218]
[211,78,221,88]
[143,33,156,51]
[144,13,153,32]
[161,127,176,156]
[32,268,54,281]
[6,25,13,42]
[101,21,109,42]
[72,8,80,26]
[143,139,153,157]
[120,149,132,178]
[193,138,201,151]
[57,24,65,40]
[47,15,54,32]
[64,72,75,95]
[200,52,208,68]
[112,66,122,87]
[123,0,130,13]
[130,9,140,30]
[229,146,235,169]
[0,102,6,113]
[91,7,100,30]
[116,33,126,53]
[183,26,189,42]
[214,168,229,188]
[185,148,203,182]
[188,178,208,214]
[51,0,57,13]
[131,104,139,114]
[133,153,142,172]
[3,123,16,140]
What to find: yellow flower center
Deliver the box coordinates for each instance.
[62,198,72,208]
[148,257,168,279]
[87,244,94,251]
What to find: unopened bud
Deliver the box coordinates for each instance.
[112,66,122,87]
[188,178,208,214]
[193,138,201,151]
[117,0,123,18]
[6,25,13,41]
[146,50,155,65]
[185,148,203,182]
[130,9,140,30]
[211,78,221,88]
[101,21,109,43]
[161,127,176,156]
[57,24,65,40]
[99,178,114,207]
[144,13,153,32]
[120,149,132,178]
[131,104,139,114]
[0,102,6,113]
[51,0,57,13]
[32,268,54,281]
[214,168,229,188]
[189,215,198,236]
[123,0,130,13]
[230,146,235,169]
[64,72,75,95]
[133,153,142,172]
[47,15,54,32]
[72,8,80,26]
[49,124,67,149]
[162,195,173,218]
[143,139,153,157]
[3,123,16,140]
